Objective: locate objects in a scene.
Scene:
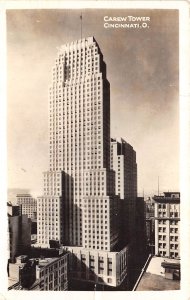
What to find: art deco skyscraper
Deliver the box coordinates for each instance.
[37,37,118,249]
[37,37,135,287]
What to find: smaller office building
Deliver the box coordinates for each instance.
[64,245,129,288]
[16,194,37,220]
[8,251,69,291]
[153,192,180,259]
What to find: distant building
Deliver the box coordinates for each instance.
[145,197,155,218]
[7,203,31,263]
[7,202,21,216]
[153,192,180,259]
[16,194,37,220]
[8,251,69,291]
[135,197,146,254]
[145,197,155,254]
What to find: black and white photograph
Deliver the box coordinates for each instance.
[3,3,188,296]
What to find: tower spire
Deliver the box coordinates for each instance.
[80,13,82,40]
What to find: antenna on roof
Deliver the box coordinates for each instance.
[158,176,159,196]
[80,13,83,40]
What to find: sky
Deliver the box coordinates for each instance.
[7,9,179,197]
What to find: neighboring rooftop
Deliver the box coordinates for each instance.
[16,194,33,197]
[153,192,180,203]
[37,257,59,267]
[8,278,19,289]
[135,256,180,291]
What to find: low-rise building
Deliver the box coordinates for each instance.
[8,250,69,291]
[64,245,128,288]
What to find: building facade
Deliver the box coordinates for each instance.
[145,197,155,254]
[65,246,128,288]
[154,192,180,259]
[8,203,31,263]
[37,36,117,248]
[16,194,37,219]
[110,138,137,244]
[8,252,68,291]
[37,37,138,288]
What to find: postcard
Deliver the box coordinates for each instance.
[0,1,189,300]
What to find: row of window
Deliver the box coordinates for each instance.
[50,83,101,95]
[50,76,102,94]
[49,94,102,106]
[158,212,179,217]
[158,203,179,209]
[53,69,99,82]
[53,62,99,76]
[158,228,179,233]
[17,199,36,203]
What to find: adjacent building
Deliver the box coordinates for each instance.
[134,256,180,291]
[135,197,146,254]
[153,192,180,259]
[8,251,69,291]
[66,245,128,288]
[145,197,155,254]
[16,194,37,220]
[110,138,137,244]
[7,202,31,263]
[37,37,138,288]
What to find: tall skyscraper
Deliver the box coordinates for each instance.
[37,37,137,288]
[37,36,117,248]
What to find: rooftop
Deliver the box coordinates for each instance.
[153,192,180,200]
[16,194,32,197]
[153,192,180,203]
[37,257,60,267]
[135,256,180,291]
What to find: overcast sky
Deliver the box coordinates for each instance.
[7,9,179,197]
